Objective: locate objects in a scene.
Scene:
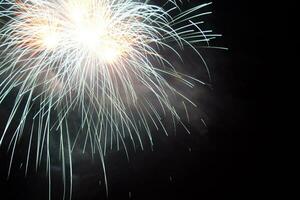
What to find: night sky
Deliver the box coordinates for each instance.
[0,1,265,199]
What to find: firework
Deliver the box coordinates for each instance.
[0,0,222,199]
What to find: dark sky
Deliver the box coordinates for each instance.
[0,1,266,199]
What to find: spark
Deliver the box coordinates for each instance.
[0,0,223,199]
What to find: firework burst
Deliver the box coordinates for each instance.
[0,0,222,199]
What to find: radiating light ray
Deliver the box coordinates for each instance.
[0,0,223,199]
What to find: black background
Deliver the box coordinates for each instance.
[0,0,266,199]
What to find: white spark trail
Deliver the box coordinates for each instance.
[0,0,222,199]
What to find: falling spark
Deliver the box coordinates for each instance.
[0,0,223,199]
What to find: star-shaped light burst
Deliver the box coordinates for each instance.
[0,0,222,199]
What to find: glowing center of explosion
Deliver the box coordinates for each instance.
[38,0,125,63]
[0,1,219,198]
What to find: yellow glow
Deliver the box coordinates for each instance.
[65,0,123,62]
[102,48,119,62]
[100,41,123,63]
[16,0,134,63]
[42,31,59,49]
[66,1,127,63]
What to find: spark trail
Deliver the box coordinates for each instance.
[0,0,223,199]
